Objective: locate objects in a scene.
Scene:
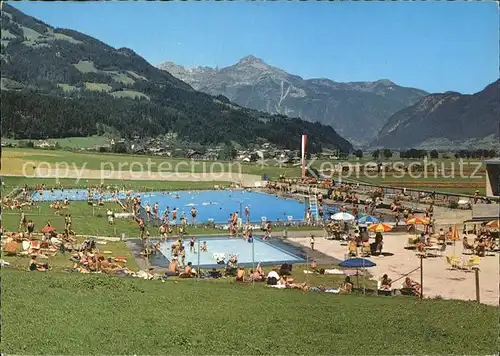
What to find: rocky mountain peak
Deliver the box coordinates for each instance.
[157,56,429,145]
[237,55,265,66]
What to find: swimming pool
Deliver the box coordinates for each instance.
[150,236,305,268]
[33,189,308,223]
[32,189,125,202]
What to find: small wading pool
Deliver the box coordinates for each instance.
[148,236,305,269]
[33,189,313,223]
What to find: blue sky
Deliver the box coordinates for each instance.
[12,1,499,94]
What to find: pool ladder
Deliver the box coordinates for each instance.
[308,193,319,221]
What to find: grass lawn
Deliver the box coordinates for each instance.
[1,201,319,272]
[2,147,486,195]
[1,268,497,355]
[1,148,300,178]
[1,176,230,191]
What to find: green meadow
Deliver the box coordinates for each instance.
[1,269,497,355]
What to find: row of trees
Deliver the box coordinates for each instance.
[1,89,352,152]
[355,148,498,160]
[454,149,498,159]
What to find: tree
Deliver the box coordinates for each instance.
[249,153,259,162]
[222,142,237,161]
[353,149,363,159]
[429,149,439,159]
[371,149,380,160]
[112,142,128,154]
[382,148,393,159]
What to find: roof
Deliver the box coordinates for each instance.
[463,218,496,223]
[484,158,500,165]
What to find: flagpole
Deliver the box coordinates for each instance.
[197,238,200,282]
[252,235,255,287]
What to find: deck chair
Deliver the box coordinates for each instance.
[445,256,461,270]
[462,241,474,255]
[445,256,455,270]
[436,243,447,257]
[464,255,480,271]
[362,243,371,257]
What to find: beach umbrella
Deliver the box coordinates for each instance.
[357,215,380,224]
[40,225,56,233]
[406,217,429,239]
[339,257,376,268]
[331,212,355,221]
[339,257,376,293]
[450,224,460,253]
[450,225,460,241]
[406,217,430,225]
[486,219,499,229]
[367,223,393,233]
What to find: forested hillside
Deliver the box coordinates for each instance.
[0,4,352,152]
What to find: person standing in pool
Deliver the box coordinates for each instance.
[163,206,170,224]
[245,206,250,223]
[172,208,177,225]
[145,203,152,222]
[189,237,196,253]
[153,202,159,226]
[190,207,198,225]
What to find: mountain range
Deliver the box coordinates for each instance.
[0,4,352,153]
[372,80,500,149]
[158,56,429,146]
[2,4,497,153]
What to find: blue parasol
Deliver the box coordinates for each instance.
[357,215,380,225]
[339,258,376,293]
[339,257,376,268]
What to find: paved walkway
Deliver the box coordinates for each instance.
[289,233,499,306]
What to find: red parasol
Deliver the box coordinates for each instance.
[41,225,56,233]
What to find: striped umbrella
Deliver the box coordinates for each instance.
[449,225,460,241]
[357,215,380,224]
[406,217,430,225]
[450,224,460,253]
[486,219,499,229]
[367,223,393,233]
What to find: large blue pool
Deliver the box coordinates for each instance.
[150,236,305,268]
[32,189,307,223]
